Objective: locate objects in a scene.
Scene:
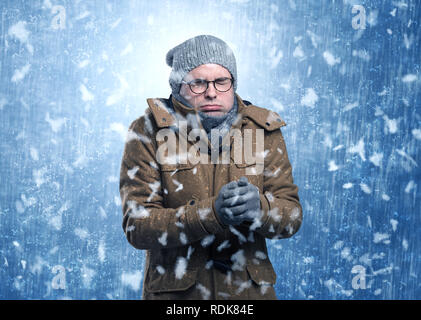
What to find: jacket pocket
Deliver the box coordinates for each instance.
[246,264,277,286]
[232,158,263,190]
[160,162,200,207]
[236,162,263,176]
[144,267,198,293]
[233,155,256,168]
[160,162,195,172]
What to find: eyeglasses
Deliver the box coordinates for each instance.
[181,77,233,94]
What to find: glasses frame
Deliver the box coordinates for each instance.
[181,77,233,94]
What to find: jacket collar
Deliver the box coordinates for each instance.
[237,95,287,130]
[146,93,286,131]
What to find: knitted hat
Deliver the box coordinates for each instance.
[166,35,237,95]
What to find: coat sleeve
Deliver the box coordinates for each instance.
[254,128,303,239]
[120,115,225,251]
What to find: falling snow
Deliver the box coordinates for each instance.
[175,257,188,279]
[0,0,419,301]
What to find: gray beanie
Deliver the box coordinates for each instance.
[166,35,237,95]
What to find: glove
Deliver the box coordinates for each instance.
[215,177,261,226]
[215,180,240,226]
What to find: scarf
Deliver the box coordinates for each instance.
[169,93,239,154]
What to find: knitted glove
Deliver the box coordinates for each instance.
[215,181,241,226]
[215,177,261,226]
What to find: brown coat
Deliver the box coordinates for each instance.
[120,94,302,300]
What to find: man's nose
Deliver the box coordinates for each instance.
[204,82,217,99]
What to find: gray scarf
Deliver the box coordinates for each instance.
[170,93,239,154]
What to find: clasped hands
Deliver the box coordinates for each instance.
[215,176,261,226]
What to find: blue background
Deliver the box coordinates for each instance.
[0,0,419,299]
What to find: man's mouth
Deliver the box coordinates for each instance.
[200,105,223,112]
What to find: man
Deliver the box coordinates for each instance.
[120,35,302,300]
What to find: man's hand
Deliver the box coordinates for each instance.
[214,176,261,226]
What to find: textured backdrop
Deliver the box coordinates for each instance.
[0,0,419,299]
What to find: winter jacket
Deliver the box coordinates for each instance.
[119,94,302,300]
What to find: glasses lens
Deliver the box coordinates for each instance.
[187,78,233,94]
[214,78,232,92]
[189,80,207,94]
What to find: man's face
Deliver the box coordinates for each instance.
[179,64,235,117]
